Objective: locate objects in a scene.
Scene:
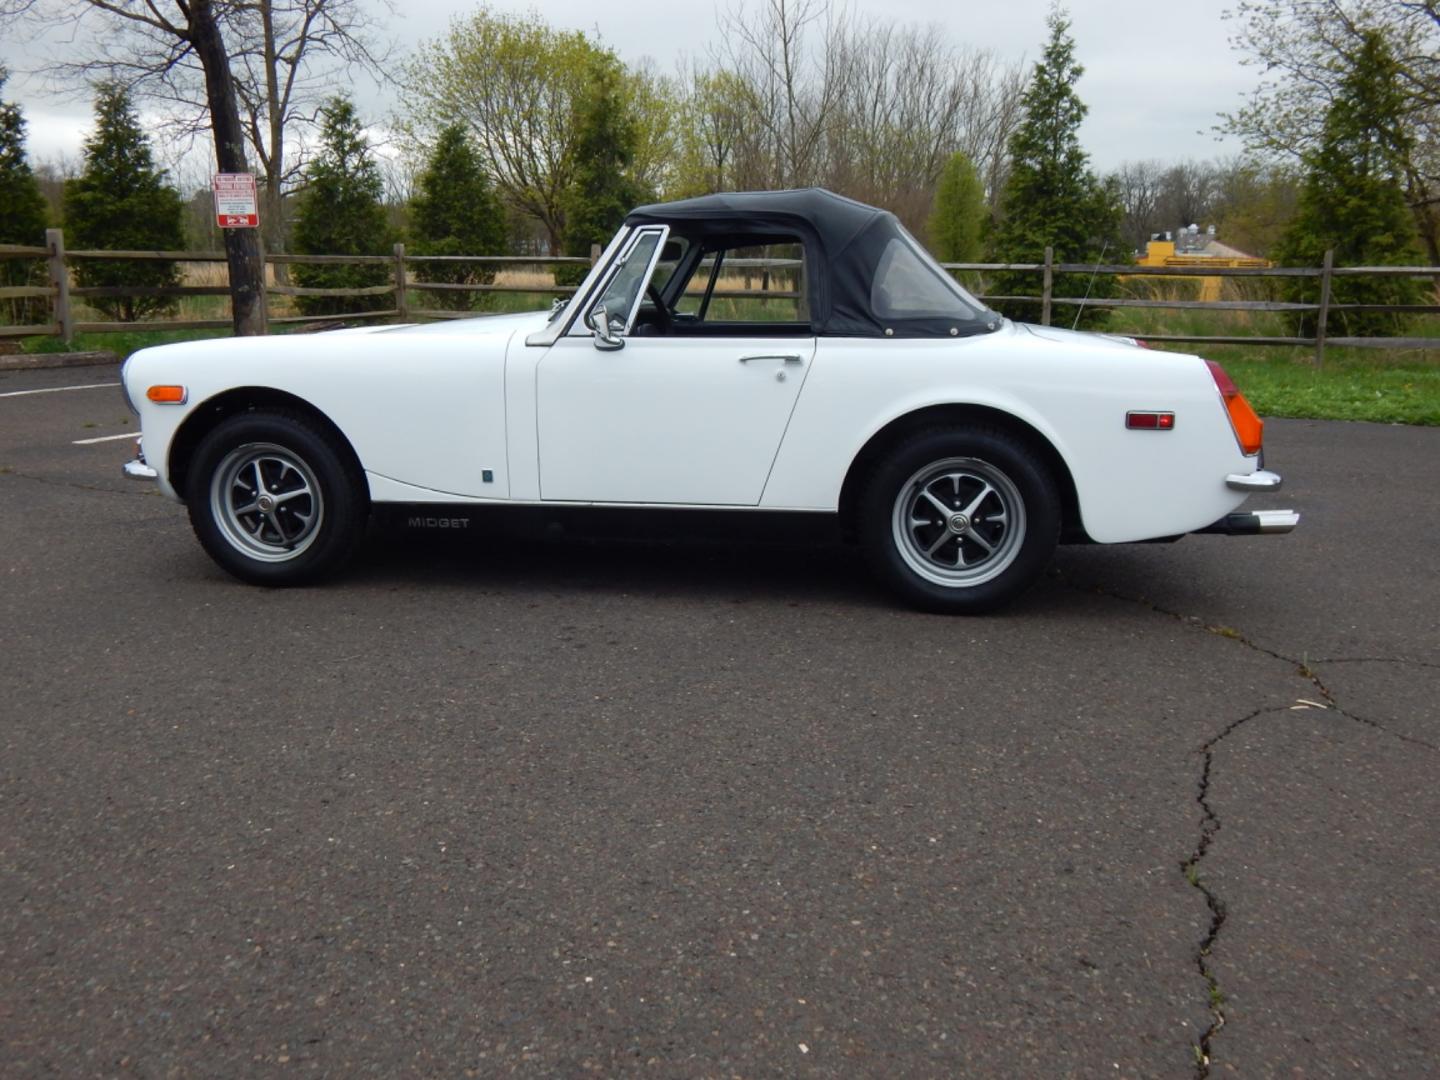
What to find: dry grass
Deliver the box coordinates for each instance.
[494,267,557,289]
[181,260,285,288]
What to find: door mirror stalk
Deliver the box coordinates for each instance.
[586,307,625,351]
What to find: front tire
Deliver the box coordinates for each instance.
[859,427,1060,613]
[187,410,368,585]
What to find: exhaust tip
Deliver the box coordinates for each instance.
[1196,509,1300,536]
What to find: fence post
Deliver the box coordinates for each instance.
[45,228,73,345]
[1041,245,1054,327]
[590,243,601,266]
[393,242,408,321]
[1314,248,1333,370]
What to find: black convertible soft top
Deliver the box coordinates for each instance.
[624,188,996,339]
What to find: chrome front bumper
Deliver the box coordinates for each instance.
[123,458,158,481]
[123,437,157,482]
[1196,509,1300,536]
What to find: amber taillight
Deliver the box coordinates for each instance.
[1205,360,1263,456]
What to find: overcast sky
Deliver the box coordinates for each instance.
[1,0,1250,178]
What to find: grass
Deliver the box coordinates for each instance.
[1103,293,1440,426]
[22,327,237,358]
[1217,352,1440,426]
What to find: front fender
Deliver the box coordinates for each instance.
[124,328,515,502]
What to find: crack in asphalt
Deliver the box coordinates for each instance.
[1310,656,1440,672]
[1181,705,1292,1077]
[1294,662,1439,754]
[1051,572,1439,753]
[1052,570,1439,1075]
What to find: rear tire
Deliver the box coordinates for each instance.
[859,427,1060,613]
[187,409,368,585]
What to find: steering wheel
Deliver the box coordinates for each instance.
[645,283,674,334]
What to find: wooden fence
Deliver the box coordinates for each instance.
[2,230,1438,368]
[0,229,591,343]
[948,245,1440,368]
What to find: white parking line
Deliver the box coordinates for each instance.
[0,381,120,398]
[72,432,138,445]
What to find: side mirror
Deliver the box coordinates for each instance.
[586,306,625,351]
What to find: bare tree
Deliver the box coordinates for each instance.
[224,1,392,259]
[824,20,1025,228]
[695,0,1026,235]
[6,0,391,264]
[952,54,1027,215]
[1113,159,1166,252]
[1158,159,1221,232]
[718,0,846,188]
[1,0,273,333]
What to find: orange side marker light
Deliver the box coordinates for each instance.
[147,385,187,404]
[1204,361,1263,455]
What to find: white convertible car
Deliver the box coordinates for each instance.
[121,189,1296,612]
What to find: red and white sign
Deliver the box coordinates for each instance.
[213,172,259,229]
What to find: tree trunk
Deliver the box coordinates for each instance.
[189,0,268,335]
[1413,195,1439,267]
[258,0,290,286]
[262,182,289,286]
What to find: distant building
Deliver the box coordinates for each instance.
[1134,225,1269,302]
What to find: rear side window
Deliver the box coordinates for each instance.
[871,235,982,322]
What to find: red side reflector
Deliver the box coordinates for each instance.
[1126,411,1175,430]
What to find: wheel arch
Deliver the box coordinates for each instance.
[837,404,1089,543]
[167,386,366,503]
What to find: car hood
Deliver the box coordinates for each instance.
[375,310,552,337]
[130,309,551,363]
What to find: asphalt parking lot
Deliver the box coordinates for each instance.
[2,362,1436,1077]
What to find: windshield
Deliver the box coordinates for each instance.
[593,230,664,331]
[871,224,989,323]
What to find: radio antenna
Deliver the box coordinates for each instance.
[1071,241,1111,331]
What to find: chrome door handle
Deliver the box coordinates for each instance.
[738,353,803,363]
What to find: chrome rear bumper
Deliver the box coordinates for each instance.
[1226,469,1283,492]
[1196,509,1300,536]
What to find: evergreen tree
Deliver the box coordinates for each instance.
[928,151,986,264]
[410,125,506,310]
[291,96,392,317]
[0,69,50,326]
[1273,30,1424,339]
[63,83,184,322]
[987,8,1122,328]
[556,53,648,286]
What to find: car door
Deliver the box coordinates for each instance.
[535,230,815,506]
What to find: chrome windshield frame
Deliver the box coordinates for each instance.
[565,225,670,339]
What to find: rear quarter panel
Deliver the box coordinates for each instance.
[762,327,1255,542]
